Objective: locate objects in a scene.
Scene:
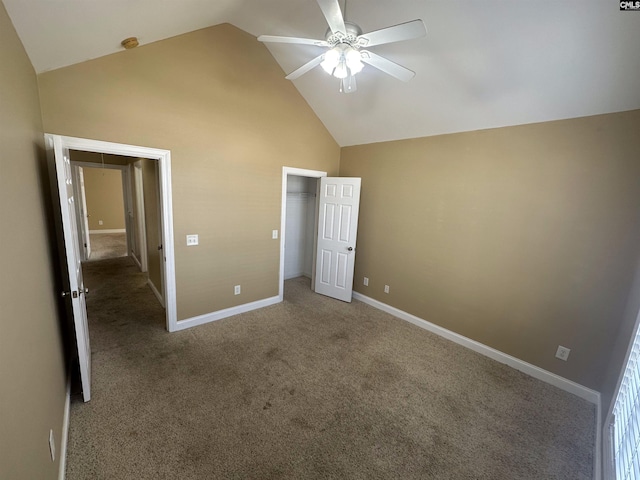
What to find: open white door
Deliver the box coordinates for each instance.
[71,166,92,261]
[314,177,361,302]
[77,167,91,260]
[46,134,92,402]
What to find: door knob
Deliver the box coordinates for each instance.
[347,247,354,251]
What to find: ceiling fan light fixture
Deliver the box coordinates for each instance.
[333,60,348,79]
[321,48,340,74]
[345,47,363,74]
[322,44,362,79]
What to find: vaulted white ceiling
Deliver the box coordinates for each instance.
[4,0,639,146]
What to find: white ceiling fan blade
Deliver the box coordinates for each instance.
[285,54,325,80]
[316,0,346,36]
[360,51,415,82]
[357,19,427,48]
[258,35,329,47]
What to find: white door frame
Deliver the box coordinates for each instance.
[279,167,327,300]
[154,160,165,305]
[51,135,178,332]
[70,165,91,261]
[133,161,148,272]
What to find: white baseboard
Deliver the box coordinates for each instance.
[147,279,165,308]
[285,272,312,280]
[595,399,602,480]
[89,229,126,234]
[352,292,601,405]
[130,252,142,270]
[174,295,281,331]
[58,380,71,480]
[285,272,304,280]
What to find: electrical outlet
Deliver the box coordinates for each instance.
[186,234,198,246]
[234,285,241,295]
[49,429,55,462]
[363,277,369,286]
[98,220,103,226]
[384,285,390,294]
[555,345,571,361]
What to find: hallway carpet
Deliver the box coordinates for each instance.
[66,257,595,479]
[87,232,127,261]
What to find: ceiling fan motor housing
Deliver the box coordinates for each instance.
[326,22,362,47]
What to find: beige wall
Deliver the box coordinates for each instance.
[38,23,341,320]
[141,158,162,293]
[340,110,640,391]
[82,167,125,231]
[0,3,67,479]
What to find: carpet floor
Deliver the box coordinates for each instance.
[66,256,596,479]
[87,233,127,261]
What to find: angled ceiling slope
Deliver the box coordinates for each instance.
[4,0,640,146]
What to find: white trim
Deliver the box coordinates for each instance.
[595,399,602,480]
[130,251,142,269]
[49,135,177,332]
[122,165,133,261]
[133,161,148,273]
[153,160,166,307]
[58,381,71,480]
[69,161,126,171]
[173,296,281,331]
[285,271,307,281]
[352,292,601,405]
[280,167,327,301]
[603,420,615,480]
[147,278,165,308]
[88,228,126,234]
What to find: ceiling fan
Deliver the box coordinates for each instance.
[258,0,427,93]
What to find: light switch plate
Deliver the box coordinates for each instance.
[186,234,198,246]
[272,230,278,239]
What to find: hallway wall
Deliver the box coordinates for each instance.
[82,167,125,231]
